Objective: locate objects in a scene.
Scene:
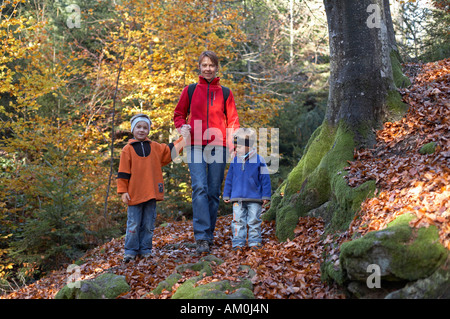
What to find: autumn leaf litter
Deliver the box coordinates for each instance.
[2,214,344,299]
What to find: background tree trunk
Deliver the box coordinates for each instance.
[264,0,410,241]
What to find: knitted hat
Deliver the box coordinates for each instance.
[130,114,152,133]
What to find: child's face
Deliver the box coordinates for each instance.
[133,121,150,141]
[236,144,250,156]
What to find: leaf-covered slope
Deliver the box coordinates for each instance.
[345,58,450,250]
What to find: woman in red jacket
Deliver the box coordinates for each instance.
[174,51,240,253]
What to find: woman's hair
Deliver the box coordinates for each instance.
[198,50,219,68]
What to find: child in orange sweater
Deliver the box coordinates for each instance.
[117,114,184,262]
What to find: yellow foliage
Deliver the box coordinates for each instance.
[93,0,277,135]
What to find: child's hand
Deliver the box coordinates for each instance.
[121,193,130,204]
[263,199,269,206]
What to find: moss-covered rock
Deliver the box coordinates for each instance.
[151,273,182,297]
[321,259,346,286]
[171,277,254,299]
[419,142,437,155]
[55,272,130,299]
[340,213,448,282]
[150,254,255,299]
[385,256,450,299]
[175,255,224,277]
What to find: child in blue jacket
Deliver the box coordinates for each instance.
[223,128,271,250]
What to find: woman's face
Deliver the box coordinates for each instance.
[199,56,218,81]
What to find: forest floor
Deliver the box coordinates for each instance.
[2,58,449,300]
[2,214,345,299]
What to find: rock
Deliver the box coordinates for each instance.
[151,273,182,297]
[385,257,450,299]
[340,213,448,282]
[153,254,255,299]
[55,272,130,299]
[171,277,254,299]
[347,281,405,299]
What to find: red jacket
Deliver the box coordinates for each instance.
[174,76,240,147]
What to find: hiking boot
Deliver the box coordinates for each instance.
[141,252,152,258]
[232,246,243,252]
[123,254,135,263]
[196,240,210,254]
[250,243,263,250]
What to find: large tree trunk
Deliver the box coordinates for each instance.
[325,0,394,146]
[264,0,410,241]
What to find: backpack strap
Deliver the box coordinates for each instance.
[187,83,197,115]
[221,86,230,116]
[187,83,230,115]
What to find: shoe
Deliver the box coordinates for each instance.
[196,240,210,254]
[232,246,243,251]
[250,243,263,250]
[141,252,152,258]
[123,254,135,263]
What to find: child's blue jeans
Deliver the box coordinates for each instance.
[231,201,262,247]
[124,199,156,256]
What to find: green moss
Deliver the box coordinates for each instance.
[167,255,255,299]
[55,273,130,299]
[386,90,409,121]
[229,287,255,299]
[176,261,212,276]
[328,180,376,233]
[262,179,285,221]
[284,123,334,196]
[272,121,375,241]
[419,142,437,155]
[340,213,448,281]
[171,277,254,299]
[390,50,411,89]
[151,273,182,296]
[272,123,336,240]
[171,276,202,299]
[321,261,347,286]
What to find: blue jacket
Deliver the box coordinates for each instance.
[223,151,272,202]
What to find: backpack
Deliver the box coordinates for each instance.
[187,83,230,116]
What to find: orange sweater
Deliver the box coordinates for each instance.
[117,137,183,206]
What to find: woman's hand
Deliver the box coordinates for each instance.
[179,124,191,138]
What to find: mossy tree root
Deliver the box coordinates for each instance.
[264,121,376,241]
